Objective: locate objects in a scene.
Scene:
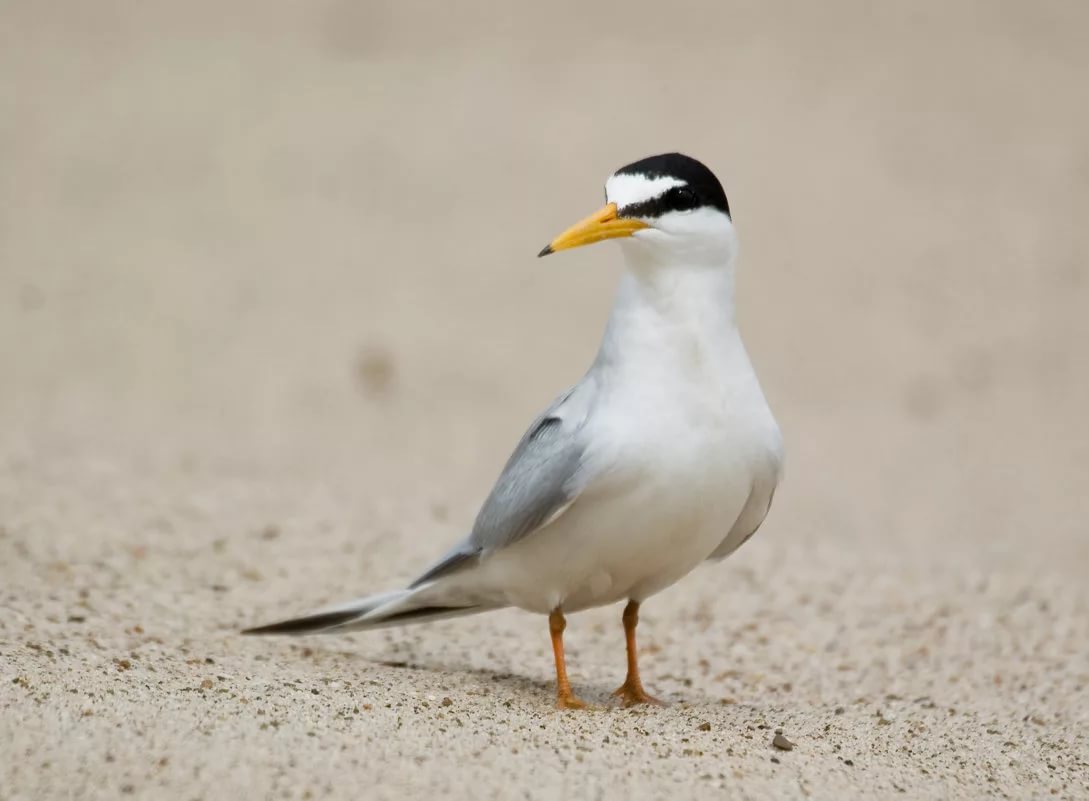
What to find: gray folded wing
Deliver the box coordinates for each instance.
[410,378,598,588]
[705,481,777,561]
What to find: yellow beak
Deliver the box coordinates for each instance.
[538,202,649,257]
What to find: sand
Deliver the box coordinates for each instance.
[2,1,1088,798]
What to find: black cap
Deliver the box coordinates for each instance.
[613,153,730,219]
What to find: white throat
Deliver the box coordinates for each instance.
[594,241,741,375]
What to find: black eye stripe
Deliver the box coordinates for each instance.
[618,185,702,219]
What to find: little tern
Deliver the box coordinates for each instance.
[245,153,784,709]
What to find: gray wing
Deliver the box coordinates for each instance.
[410,377,598,588]
[706,482,776,561]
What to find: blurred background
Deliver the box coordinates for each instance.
[1,1,1088,797]
[2,0,1086,567]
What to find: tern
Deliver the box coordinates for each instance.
[245,153,784,709]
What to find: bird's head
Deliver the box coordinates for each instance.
[539,153,735,266]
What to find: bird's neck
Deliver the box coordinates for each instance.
[595,248,743,373]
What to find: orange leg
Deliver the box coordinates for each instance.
[549,609,587,709]
[612,601,663,707]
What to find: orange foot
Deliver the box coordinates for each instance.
[612,679,664,707]
[556,691,590,710]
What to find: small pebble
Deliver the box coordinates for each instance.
[772,733,795,751]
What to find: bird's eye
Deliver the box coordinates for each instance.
[674,187,696,202]
[670,186,697,212]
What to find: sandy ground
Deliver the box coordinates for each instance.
[2,1,1089,798]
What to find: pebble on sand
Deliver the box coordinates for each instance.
[772,733,795,751]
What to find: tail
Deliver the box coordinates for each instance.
[242,588,495,636]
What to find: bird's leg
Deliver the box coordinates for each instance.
[549,609,587,709]
[612,600,663,706]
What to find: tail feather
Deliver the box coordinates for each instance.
[242,607,366,635]
[242,587,494,636]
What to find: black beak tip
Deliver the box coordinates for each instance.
[537,244,554,258]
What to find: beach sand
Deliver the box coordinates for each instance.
[2,1,1088,798]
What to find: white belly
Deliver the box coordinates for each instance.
[477,450,755,614]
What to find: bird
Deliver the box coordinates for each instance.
[244,152,784,709]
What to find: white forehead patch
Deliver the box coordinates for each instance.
[604,173,686,210]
